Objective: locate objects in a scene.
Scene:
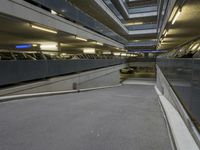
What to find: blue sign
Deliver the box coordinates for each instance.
[16,44,32,49]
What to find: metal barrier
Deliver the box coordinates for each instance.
[127,24,157,31]
[157,57,200,128]
[0,59,124,86]
[127,58,156,62]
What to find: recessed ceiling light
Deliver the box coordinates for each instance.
[51,10,57,15]
[40,44,58,51]
[75,36,87,42]
[125,22,143,26]
[172,10,181,25]
[113,52,121,56]
[31,25,57,34]
[103,51,111,55]
[83,48,95,54]
[96,42,103,46]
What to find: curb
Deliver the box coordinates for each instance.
[0,84,122,103]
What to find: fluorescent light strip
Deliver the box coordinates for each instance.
[83,48,95,54]
[96,42,103,46]
[103,51,111,55]
[32,44,37,47]
[125,22,143,26]
[172,10,181,25]
[163,30,167,36]
[164,30,168,37]
[75,36,87,42]
[31,25,57,34]
[132,54,137,57]
[121,53,127,56]
[189,44,194,49]
[40,44,58,50]
[192,44,199,50]
[51,10,57,15]
[113,52,121,56]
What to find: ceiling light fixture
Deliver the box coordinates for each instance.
[32,44,37,47]
[164,30,168,37]
[132,54,137,57]
[40,44,58,51]
[75,36,87,42]
[172,9,181,25]
[125,22,143,26]
[96,42,103,46]
[103,51,111,55]
[83,48,95,54]
[192,44,199,50]
[51,10,57,15]
[113,52,121,56]
[189,44,194,49]
[31,25,57,34]
[121,53,127,56]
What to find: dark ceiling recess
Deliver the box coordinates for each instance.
[126,0,157,8]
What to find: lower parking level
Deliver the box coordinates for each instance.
[0,80,172,150]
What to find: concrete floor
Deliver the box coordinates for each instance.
[0,84,172,150]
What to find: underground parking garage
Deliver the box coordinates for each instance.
[0,0,199,149]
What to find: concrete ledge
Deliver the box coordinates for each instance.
[123,79,155,85]
[155,86,199,150]
[79,84,121,92]
[0,64,124,96]
[0,84,121,103]
[0,90,78,103]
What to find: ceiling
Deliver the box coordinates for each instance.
[1,0,199,53]
[126,0,157,8]
[68,0,200,52]
[68,0,158,51]
[0,14,123,53]
[66,0,128,36]
[158,0,200,50]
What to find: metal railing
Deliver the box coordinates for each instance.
[157,57,200,131]
[127,24,157,30]
[0,59,124,87]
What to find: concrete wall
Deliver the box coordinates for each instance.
[0,64,125,96]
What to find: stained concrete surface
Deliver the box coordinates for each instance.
[0,84,172,150]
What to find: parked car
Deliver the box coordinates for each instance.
[120,67,134,74]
